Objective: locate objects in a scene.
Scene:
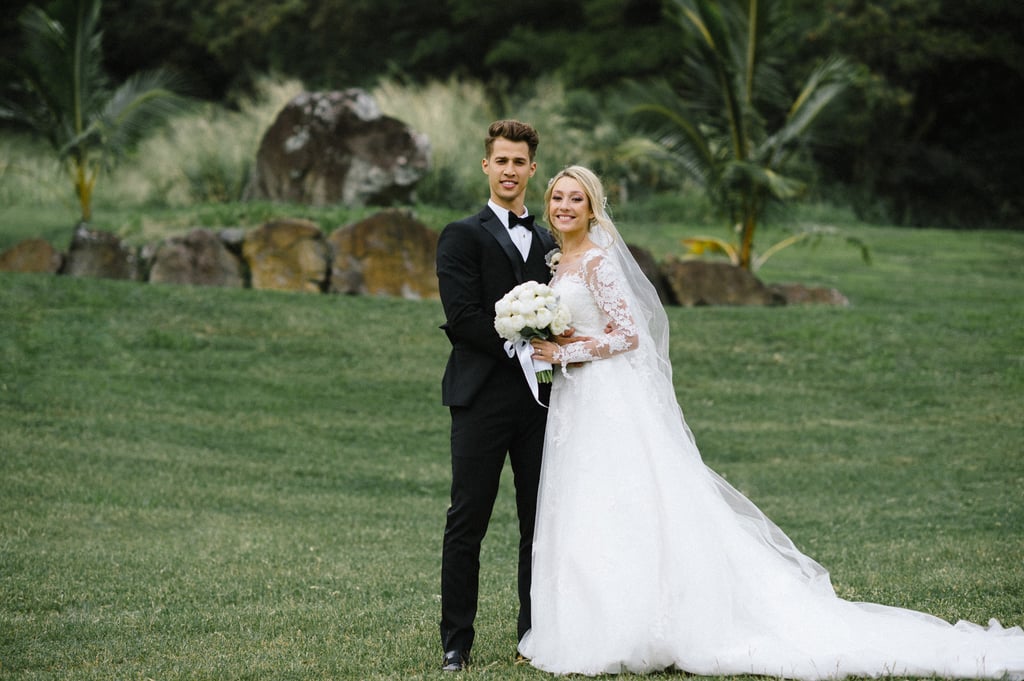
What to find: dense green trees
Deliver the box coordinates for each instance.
[82,0,682,98]
[808,0,1024,228]
[1,0,1019,227]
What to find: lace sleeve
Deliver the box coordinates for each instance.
[553,252,639,365]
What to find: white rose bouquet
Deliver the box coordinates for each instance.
[494,280,572,384]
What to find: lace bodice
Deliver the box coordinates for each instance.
[551,248,639,365]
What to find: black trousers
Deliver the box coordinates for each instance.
[440,367,548,653]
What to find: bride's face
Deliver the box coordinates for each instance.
[547,176,594,238]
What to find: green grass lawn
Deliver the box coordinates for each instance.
[1,213,1023,680]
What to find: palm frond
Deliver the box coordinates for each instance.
[619,134,711,191]
[784,58,853,141]
[626,78,722,185]
[670,0,756,162]
[14,0,109,149]
[98,70,189,157]
[757,57,852,169]
[718,159,805,202]
[682,236,740,264]
[758,166,806,200]
[69,0,107,131]
[751,225,872,271]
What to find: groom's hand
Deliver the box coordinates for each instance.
[555,322,614,345]
[555,327,580,345]
[550,323,616,368]
[551,328,589,369]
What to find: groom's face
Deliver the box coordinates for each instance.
[483,137,536,210]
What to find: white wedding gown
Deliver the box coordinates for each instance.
[518,248,1024,679]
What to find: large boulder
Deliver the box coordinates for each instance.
[661,258,784,306]
[247,89,431,206]
[0,238,63,274]
[147,228,245,287]
[242,218,330,293]
[61,224,140,281]
[328,209,439,299]
[627,243,672,305]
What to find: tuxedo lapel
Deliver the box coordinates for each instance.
[480,208,527,283]
[524,228,555,283]
[532,226,556,259]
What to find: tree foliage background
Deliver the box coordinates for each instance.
[1,0,1021,228]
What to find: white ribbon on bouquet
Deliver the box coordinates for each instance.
[504,339,550,408]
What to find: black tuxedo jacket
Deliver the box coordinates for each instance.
[437,206,557,407]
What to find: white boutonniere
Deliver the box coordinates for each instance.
[544,248,562,274]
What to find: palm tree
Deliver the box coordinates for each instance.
[0,0,185,223]
[627,0,857,270]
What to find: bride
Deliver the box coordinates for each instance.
[519,165,1024,679]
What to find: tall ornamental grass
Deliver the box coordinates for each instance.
[0,136,74,212]
[112,77,305,207]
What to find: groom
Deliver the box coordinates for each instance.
[435,119,556,672]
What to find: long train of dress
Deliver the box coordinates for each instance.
[518,252,1024,679]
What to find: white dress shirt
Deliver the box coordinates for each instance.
[489,199,532,261]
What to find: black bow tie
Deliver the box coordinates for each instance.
[508,212,535,231]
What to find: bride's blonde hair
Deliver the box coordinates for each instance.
[543,165,617,249]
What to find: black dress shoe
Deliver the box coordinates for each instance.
[442,649,471,671]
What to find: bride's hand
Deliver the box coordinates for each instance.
[534,338,587,368]
[531,338,560,363]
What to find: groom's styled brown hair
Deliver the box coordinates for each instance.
[485,119,539,161]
